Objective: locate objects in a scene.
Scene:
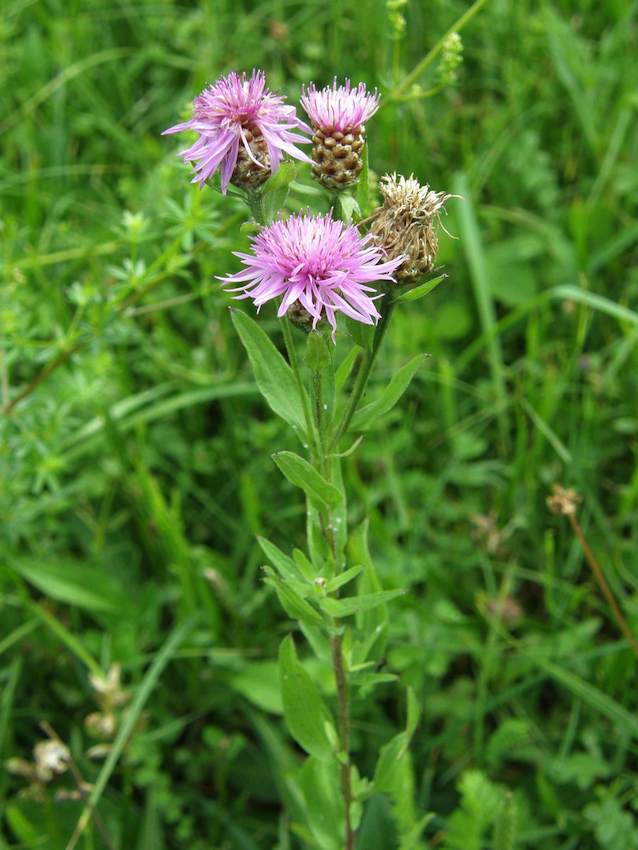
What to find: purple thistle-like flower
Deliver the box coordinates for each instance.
[219,212,404,340]
[300,79,380,134]
[162,70,312,192]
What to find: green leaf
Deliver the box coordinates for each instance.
[494,792,518,850]
[230,661,283,714]
[338,193,361,224]
[261,161,298,223]
[257,537,299,582]
[298,757,343,850]
[373,688,420,793]
[230,310,306,433]
[349,521,389,664]
[278,635,335,760]
[9,556,125,613]
[305,330,331,372]
[351,354,427,431]
[272,451,343,512]
[336,345,361,392]
[394,274,447,303]
[325,565,363,593]
[346,317,375,351]
[264,568,325,626]
[293,548,317,581]
[356,143,371,217]
[320,590,405,618]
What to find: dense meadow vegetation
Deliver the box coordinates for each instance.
[2,0,638,847]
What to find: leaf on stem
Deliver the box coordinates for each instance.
[230,310,306,433]
[373,688,420,792]
[273,451,342,512]
[263,567,325,626]
[351,354,428,431]
[394,274,447,303]
[278,635,335,760]
[320,590,405,617]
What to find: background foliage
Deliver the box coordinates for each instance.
[1,0,638,847]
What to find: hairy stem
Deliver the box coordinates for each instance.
[331,631,354,850]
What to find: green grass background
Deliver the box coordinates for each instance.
[1,0,638,847]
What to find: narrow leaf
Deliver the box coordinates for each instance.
[258,537,299,582]
[351,354,427,431]
[264,569,325,626]
[231,310,306,433]
[273,451,342,511]
[325,565,363,593]
[394,274,447,303]
[278,635,335,760]
[320,590,405,618]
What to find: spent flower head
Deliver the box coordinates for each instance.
[301,80,380,190]
[370,173,452,280]
[220,211,403,339]
[162,70,312,192]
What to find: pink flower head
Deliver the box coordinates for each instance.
[162,70,312,192]
[300,79,380,134]
[219,212,403,340]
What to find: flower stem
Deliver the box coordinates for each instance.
[308,351,353,849]
[331,631,354,850]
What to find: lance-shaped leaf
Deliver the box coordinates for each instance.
[231,310,306,433]
[278,636,335,760]
[263,567,325,627]
[258,536,301,583]
[373,688,420,793]
[320,589,405,618]
[273,451,342,512]
[351,354,427,432]
[394,274,446,303]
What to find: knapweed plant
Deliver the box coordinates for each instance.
[165,70,452,849]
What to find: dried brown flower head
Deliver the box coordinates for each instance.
[370,173,452,281]
[547,484,581,517]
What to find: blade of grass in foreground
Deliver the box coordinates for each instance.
[65,617,196,850]
[453,174,509,451]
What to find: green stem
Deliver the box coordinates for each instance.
[388,0,489,100]
[331,631,354,850]
[309,356,352,849]
[329,295,396,450]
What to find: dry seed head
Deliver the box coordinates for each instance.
[547,484,581,517]
[370,173,452,281]
[89,663,129,709]
[33,739,70,782]
[85,711,117,739]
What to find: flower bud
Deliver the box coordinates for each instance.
[370,173,451,281]
[300,81,380,191]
